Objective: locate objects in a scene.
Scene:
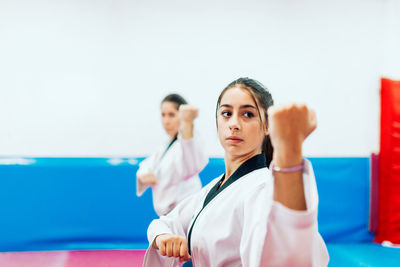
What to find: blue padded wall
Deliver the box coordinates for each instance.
[312,158,374,242]
[0,157,372,252]
[0,158,153,251]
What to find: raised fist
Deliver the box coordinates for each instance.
[179,104,199,124]
[267,103,317,153]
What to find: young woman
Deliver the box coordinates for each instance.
[142,78,329,266]
[136,94,208,217]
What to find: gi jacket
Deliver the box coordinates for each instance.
[136,132,208,216]
[143,154,329,267]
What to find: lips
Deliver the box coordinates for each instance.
[226,136,244,144]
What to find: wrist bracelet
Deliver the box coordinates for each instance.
[272,159,305,173]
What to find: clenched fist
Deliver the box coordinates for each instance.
[179,104,199,124]
[138,173,158,186]
[267,103,316,164]
[155,234,191,263]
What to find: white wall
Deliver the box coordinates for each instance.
[382,0,400,79]
[0,0,397,157]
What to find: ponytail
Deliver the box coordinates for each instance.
[263,135,273,168]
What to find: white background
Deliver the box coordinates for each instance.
[0,0,399,157]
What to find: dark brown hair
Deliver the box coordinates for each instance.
[216,77,274,167]
[161,93,187,110]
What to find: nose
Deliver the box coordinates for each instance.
[229,113,240,131]
[162,117,170,126]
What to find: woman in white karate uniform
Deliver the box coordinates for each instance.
[142,78,329,266]
[136,94,208,216]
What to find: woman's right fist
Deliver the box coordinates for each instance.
[179,104,199,124]
[138,173,158,186]
[155,234,191,262]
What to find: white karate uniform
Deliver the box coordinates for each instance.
[136,132,208,216]
[142,154,329,267]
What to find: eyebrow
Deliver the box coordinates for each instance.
[220,104,257,109]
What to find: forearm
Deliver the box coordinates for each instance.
[272,146,307,211]
[178,130,208,180]
[136,158,156,196]
[265,160,329,266]
[179,121,194,140]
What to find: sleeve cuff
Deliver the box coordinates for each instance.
[269,158,319,229]
[136,179,149,196]
[147,217,174,243]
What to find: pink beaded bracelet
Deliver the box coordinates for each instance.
[271,160,305,173]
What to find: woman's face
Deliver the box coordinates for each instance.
[217,86,268,159]
[161,101,180,138]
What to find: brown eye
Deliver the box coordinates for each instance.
[221,111,231,117]
[243,112,254,118]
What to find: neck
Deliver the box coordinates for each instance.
[169,134,177,141]
[224,149,262,180]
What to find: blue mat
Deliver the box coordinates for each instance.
[327,243,400,267]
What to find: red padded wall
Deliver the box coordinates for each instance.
[375,77,400,244]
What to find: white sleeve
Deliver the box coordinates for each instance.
[240,160,329,267]
[176,131,209,181]
[136,155,157,196]
[142,189,205,267]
